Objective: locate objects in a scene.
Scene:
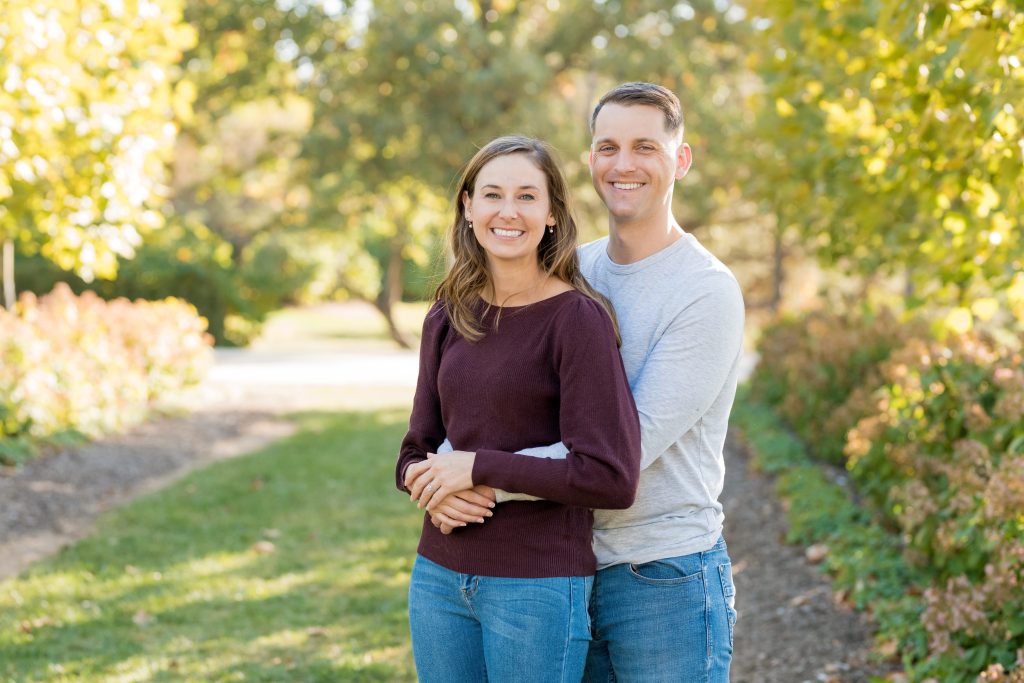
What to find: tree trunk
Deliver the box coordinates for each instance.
[770,224,785,313]
[375,238,415,349]
[2,239,14,310]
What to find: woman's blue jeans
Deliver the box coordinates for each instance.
[408,555,593,683]
[583,536,737,682]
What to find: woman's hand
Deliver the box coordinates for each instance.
[406,450,476,511]
[428,486,496,532]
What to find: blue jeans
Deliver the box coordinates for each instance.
[583,536,737,683]
[408,555,593,683]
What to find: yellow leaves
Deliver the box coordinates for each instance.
[1007,273,1024,321]
[944,307,974,335]
[970,297,999,322]
[172,80,196,125]
[775,98,796,117]
[942,213,968,235]
[993,109,1019,139]
[866,156,887,175]
[167,23,197,52]
[821,97,880,141]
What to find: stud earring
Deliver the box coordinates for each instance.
[548,226,555,234]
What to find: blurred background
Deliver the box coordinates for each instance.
[6,0,1018,349]
[2,1,1023,681]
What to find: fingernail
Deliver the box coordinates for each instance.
[485,511,493,517]
[459,523,467,527]
[477,517,485,523]
[488,503,495,508]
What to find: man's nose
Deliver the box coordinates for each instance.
[613,150,637,173]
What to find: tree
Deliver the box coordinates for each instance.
[0,0,196,306]
[746,0,1024,319]
[298,0,771,342]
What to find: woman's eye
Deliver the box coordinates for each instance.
[518,194,535,201]
[484,192,500,199]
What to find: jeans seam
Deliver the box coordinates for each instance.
[703,552,713,683]
[560,577,573,683]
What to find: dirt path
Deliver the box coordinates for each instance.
[724,436,899,682]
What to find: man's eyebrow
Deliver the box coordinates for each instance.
[593,137,662,146]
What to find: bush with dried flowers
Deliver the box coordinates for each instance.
[0,284,212,464]
[746,308,1024,681]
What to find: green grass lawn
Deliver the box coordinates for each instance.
[0,402,422,682]
[251,302,431,353]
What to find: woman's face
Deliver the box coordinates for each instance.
[463,153,555,271]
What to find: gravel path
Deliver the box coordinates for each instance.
[1,343,897,680]
[724,436,900,682]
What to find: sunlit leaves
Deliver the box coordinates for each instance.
[0,0,195,280]
[748,0,1024,317]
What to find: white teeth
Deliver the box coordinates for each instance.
[493,228,524,237]
[613,182,643,190]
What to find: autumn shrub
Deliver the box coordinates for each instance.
[0,284,212,464]
[749,307,923,462]
[748,309,1024,681]
[845,333,1024,679]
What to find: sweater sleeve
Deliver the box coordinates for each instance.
[633,272,745,470]
[471,297,641,508]
[395,303,448,492]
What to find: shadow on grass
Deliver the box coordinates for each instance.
[0,407,422,682]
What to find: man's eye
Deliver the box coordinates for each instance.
[599,146,615,153]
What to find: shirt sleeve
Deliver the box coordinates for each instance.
[472,297,642,509]
[633,272,745,470]
[395,303,448,492]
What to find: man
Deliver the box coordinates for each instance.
[426,82,744,680]
[577,82,744,681]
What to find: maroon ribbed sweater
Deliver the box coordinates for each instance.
[396,291,641,578]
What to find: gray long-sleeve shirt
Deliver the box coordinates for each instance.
[580,233,745,569]
[438,232,744,568]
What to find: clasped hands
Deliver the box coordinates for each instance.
[405,451,496,534]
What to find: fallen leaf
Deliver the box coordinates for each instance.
[251,540,276,554]
[805,544,829,564]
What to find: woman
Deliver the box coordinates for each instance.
[395,135,641,682]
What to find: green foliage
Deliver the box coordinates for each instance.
[0,406,420,681]
[13,218,316,346]
[0,0,195,279]
[747,0,1024,311]
[0,284,212,465]
[748,308,1024,680]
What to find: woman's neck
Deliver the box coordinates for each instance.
[484,261,561,307]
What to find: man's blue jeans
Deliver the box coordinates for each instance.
[408,555,593,683]
[583,536,737,682]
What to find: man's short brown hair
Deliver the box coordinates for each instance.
[590,82,684,139]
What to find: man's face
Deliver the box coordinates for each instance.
[589,103,691,226]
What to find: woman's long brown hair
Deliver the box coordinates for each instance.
[434,135,620,345]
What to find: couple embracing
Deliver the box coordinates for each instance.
[396,82,745,682]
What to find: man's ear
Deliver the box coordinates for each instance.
[675,143,693,180]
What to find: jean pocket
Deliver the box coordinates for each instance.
[627,558,702,586]
[719,562,737,620]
